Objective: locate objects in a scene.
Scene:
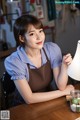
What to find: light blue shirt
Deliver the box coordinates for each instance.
[4,42,62,81]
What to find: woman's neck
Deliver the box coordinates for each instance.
[24,46,42,68]
[25,47,41,58]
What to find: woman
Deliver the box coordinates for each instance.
[4,14,74,105]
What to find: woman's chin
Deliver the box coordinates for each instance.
[36,42,44,49]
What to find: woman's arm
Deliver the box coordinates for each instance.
[53,53,72,90]
[14,78,74,104]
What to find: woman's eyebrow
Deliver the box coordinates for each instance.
[28,30,35,33]
[28,28,42,33]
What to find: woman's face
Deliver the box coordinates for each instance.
[24,24,45,50]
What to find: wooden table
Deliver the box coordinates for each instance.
[10,84,80,120]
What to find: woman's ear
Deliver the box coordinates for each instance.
[19,35,25,43]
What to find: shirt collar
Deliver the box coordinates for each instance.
[17,46,47,65]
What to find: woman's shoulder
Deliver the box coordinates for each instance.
[4,46,22,64]
[4,46,26,75]
[5,51,19,63]
[43,42,62,60]
[44,42,61,52]
[4,47,28,81]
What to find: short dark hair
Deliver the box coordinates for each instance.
[13,14,43,46]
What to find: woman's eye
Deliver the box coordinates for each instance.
[29,33,34,36]
[39,29,43,33]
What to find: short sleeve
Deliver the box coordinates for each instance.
[4,55,28,81]
[44,42,62,68]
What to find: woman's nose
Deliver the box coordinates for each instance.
[36,33,40,40]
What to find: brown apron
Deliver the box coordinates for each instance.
[14,48,53,105]
[28,48,53,92]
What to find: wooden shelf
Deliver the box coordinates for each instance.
[0,47,16,59]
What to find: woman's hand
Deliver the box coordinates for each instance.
[62,53,72,67]
[63,84,75,95]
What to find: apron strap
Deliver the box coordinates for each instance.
[42,47,49,61]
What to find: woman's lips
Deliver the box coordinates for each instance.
[36,41,42,45]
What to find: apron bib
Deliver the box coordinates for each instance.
[28,48,53,92]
